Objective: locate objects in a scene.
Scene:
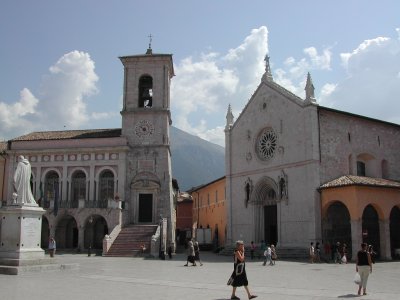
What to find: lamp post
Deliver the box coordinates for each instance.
[88,216,93,257]
[159,214,165,260]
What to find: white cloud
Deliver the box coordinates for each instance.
[0,88,39,137]
[275,46,332,97]
[0,51,103,140]
[171,26,269,146]
[321,30,400,123]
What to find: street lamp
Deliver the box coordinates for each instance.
[159,214,165,260]
[88,216,93,257]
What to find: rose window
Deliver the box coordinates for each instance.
[256,128,277,161]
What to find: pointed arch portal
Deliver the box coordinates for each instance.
[250,177,278,244]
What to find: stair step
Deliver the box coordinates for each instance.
[104,225,157,257]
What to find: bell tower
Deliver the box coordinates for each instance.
[120,44,175,247]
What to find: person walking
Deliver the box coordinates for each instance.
[356,243,373,296]
[315,242,321,263]
[262,245,272,266]
[194,240,203,266]
[184,239,196,266]
[309,242,315,263]
[167,242,173,259]
[341,243,348,264]
[368,245,377,264]
[48,237,56,257]
[270,244,277,265]
[228,240,257,300]
[334,242,342,263]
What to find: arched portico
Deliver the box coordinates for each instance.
[389,206,400,259]
[84,215,109,250]
[41,216,50,248]
[55,215,78,249]
[362,204,380,257]
[322,201,352,260]
[320,176,400,260]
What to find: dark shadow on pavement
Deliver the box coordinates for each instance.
[338,294,360,298]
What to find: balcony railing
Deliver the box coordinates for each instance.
[39,198,117,209]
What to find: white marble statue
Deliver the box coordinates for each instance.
[13,155,37,205]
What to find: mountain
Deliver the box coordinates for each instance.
[170,126,225,191]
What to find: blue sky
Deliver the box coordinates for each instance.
[1,0,400,146]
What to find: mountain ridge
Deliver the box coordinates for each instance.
[170,126,225,191]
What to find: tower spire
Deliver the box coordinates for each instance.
[262,54,273,82]
[225,104,234,131]
[305,72,316,103]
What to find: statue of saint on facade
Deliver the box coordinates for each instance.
[13,155,37,205]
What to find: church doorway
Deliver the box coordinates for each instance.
[362,205,380,258]
[390,206,400,259]
[264,205,277,246]
[139,193,153,223]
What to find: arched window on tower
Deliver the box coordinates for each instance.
[139,75,153,108]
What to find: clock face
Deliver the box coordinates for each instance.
[135,120,154,138]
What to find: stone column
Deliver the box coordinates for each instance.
[78,226,85,251]
[351,219,362,261]
[379,219,391,260]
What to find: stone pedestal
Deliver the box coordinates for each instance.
[0,205,46,273]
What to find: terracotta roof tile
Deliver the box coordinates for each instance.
[320,175,400,189]
[11,129,122,141]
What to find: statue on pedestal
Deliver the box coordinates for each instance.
[13,155,37,205]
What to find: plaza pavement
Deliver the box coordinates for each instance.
[0,251,399,300]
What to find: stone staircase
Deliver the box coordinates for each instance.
[104,225,157,257]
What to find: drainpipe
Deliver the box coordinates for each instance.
[197,191,200,230]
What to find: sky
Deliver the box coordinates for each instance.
[1,0,400,147]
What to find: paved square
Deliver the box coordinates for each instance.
[1,252,399,300]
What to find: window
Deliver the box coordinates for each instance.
[207,193,210,206]
[357,161,366,176]
[215,190,218,203]
[72,171,86,208]
[256,128,278,161]
[99,170,114,205]
[44,171,59,209]
[138,75,153,108]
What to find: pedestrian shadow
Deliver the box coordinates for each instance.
[338,294,360,298]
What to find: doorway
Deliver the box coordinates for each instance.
[139,193,153,223]
[264,205,277,245]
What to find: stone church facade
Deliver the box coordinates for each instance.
[1,47,177,254]
[225,57,400,260]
